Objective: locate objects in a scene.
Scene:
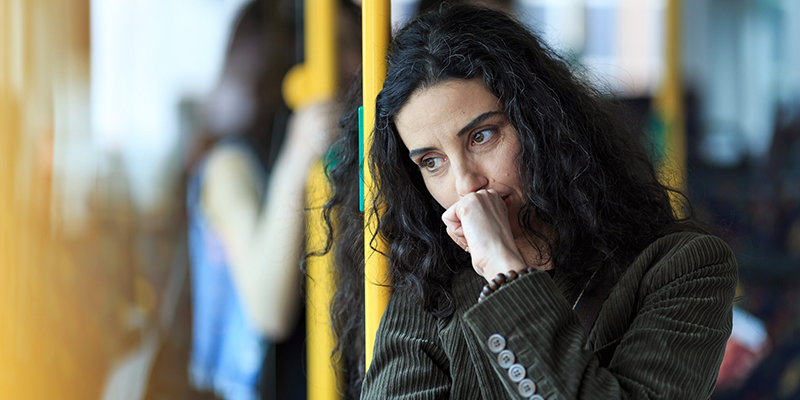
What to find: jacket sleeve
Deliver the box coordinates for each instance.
[361,286,451,399]
[462,234,738,399]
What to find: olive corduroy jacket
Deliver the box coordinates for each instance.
[361,232,737,399]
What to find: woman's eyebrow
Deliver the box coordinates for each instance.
[409,147,436,159]
[456,111,503,137]
[407,111,503,159]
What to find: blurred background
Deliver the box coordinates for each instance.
[1,0,799,399]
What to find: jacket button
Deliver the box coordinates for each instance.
[507,363,526,382]
[529,395,545,400]
[497,349,515,368]
[487,334,506,353]
[518,378,536,397]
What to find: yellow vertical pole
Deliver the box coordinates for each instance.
[362,0,391,368]
[305,159,340,400]
[654,0,686,209]
[281,0,339,398]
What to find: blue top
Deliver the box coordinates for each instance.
[186,142,270,400]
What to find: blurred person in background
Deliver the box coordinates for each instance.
[186,0,362,398]
[186,0,310,398]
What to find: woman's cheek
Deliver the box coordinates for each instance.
[427,182,456,210]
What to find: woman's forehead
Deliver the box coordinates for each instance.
[395,78,503,142]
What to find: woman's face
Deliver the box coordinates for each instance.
[395,78,525,238]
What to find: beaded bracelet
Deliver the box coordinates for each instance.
[478,267,538,303]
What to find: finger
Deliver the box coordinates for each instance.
[479,189,502,204]
[442,202,459,224]
[443,205,469,249]
[442,203,464,234]
[473,189,507,216]
[445,225,466,248]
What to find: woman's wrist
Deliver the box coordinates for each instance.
[480,248,527,282]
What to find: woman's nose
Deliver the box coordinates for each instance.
[455,164,489,197]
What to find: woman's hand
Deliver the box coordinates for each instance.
[284,101,337,163]
[441,189,527,281]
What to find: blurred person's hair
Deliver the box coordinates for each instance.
[199,0,295,172]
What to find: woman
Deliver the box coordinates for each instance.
[325,5,736,399]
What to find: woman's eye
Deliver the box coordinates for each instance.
[421,157,443,171]
[473,129,494,144]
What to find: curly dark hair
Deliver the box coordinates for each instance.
[321,77,367,399]
[323,5,702,398]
